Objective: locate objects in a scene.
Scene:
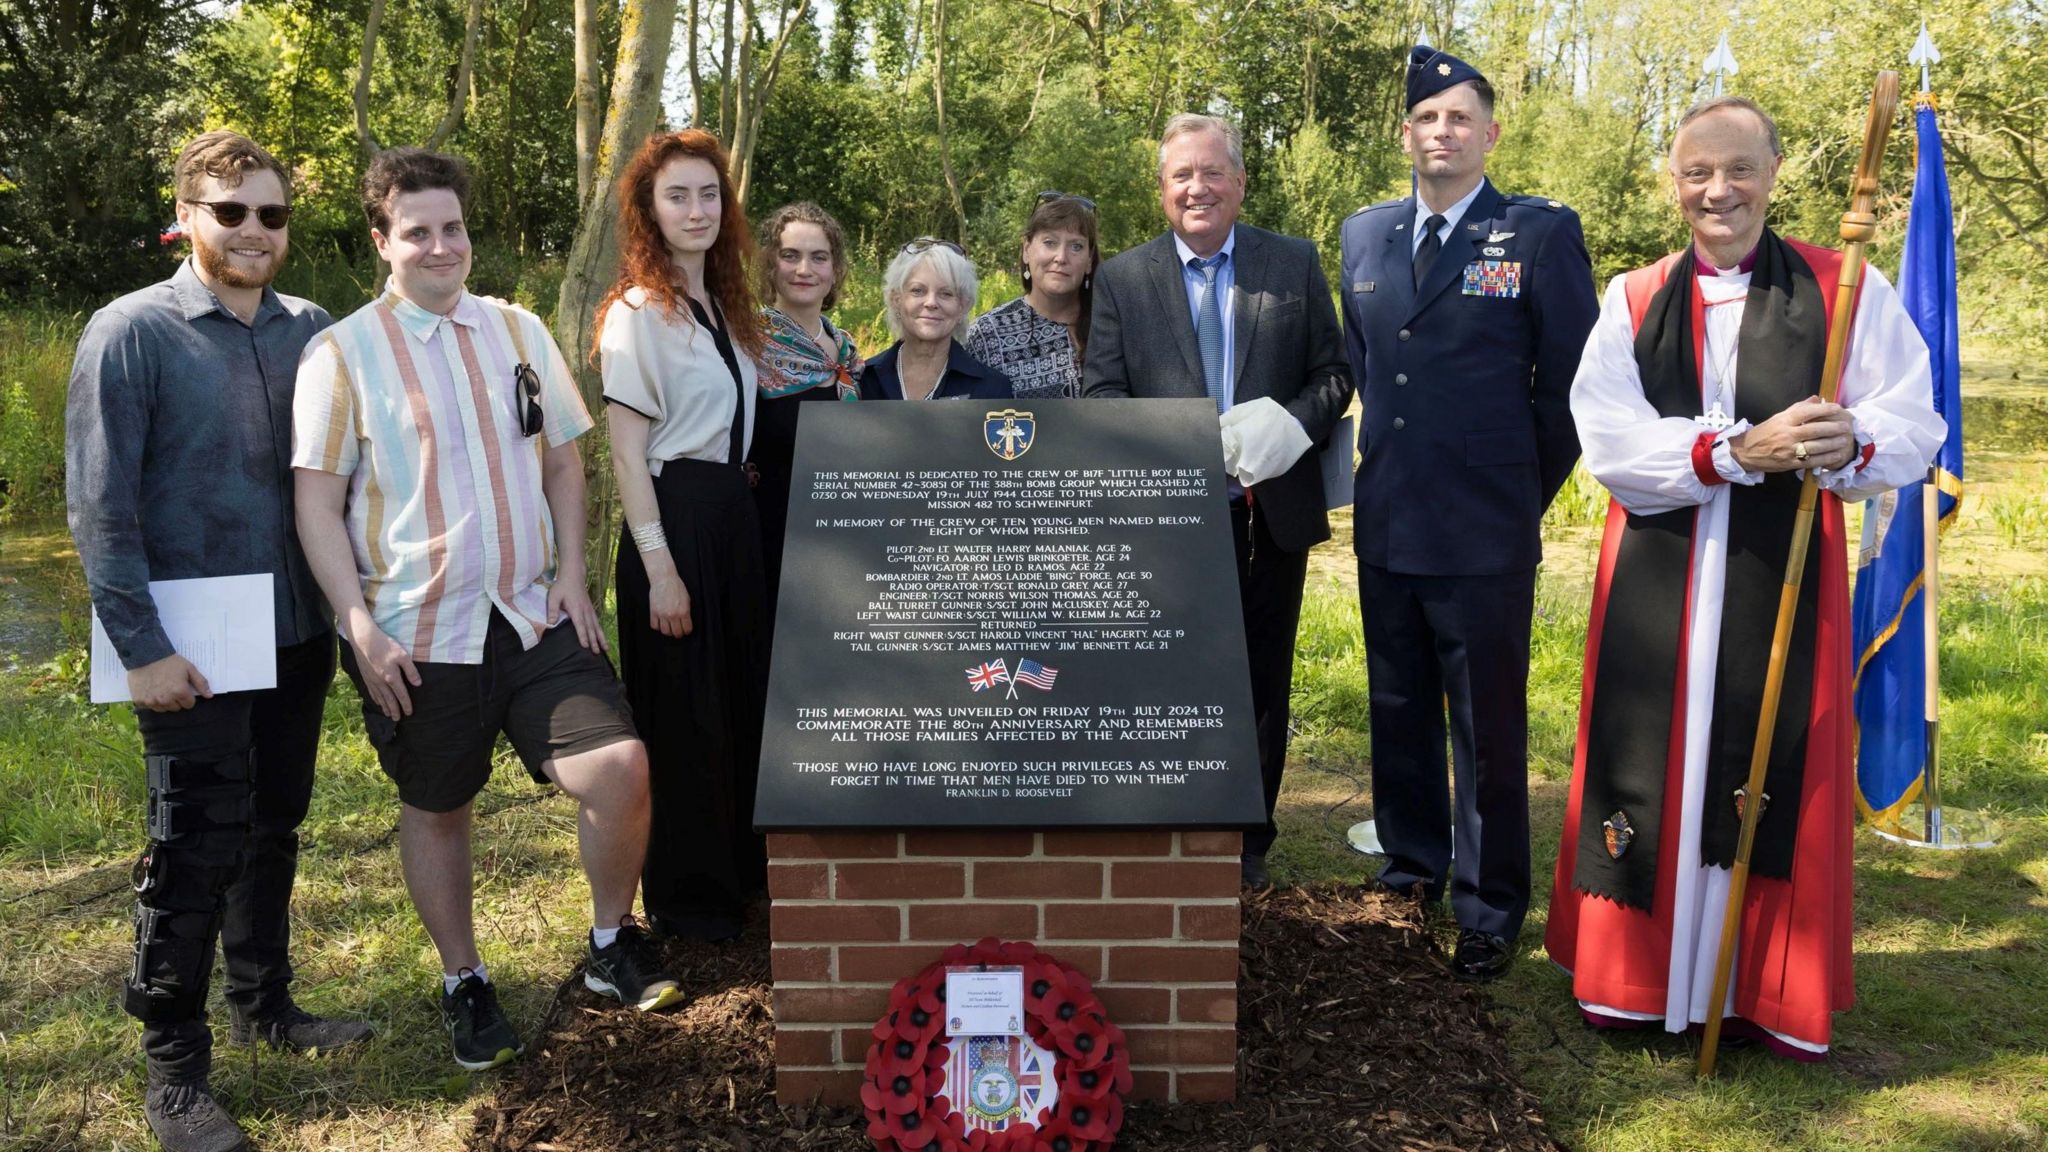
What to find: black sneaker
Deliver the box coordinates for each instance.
[230,998,374,1054]
[439,970,523,1071]
[144,1079,248,1152]
[585,918,684,1011]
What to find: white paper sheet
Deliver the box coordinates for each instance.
[944,967,1025,1037]
[90,574,277,703]
[1322,414,1357,511]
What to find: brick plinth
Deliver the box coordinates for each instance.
[768,829,1241,1106]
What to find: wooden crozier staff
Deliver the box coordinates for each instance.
[1696,70,1902,1079]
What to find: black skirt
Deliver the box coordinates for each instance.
[613,457,769,939]
[750,386,839,636]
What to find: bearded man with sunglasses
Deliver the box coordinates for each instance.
[293,148,677,1078]
[67,131,372,1152]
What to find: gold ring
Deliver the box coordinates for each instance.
[1794,441,1809,462]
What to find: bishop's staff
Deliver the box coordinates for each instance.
[1697,70,1901,1080]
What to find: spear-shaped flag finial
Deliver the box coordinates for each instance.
[1703,32,1739,98]
[1909,23,1940,94]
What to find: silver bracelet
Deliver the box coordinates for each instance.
[628,520,668,554]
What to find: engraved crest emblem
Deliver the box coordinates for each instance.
[1602,810,1635,860]
[984,409,1036,460]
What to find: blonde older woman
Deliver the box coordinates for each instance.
[858,238,1014,401]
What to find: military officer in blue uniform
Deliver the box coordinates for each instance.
[1340,46,1598,979]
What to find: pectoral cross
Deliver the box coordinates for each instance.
[1699,404,1734,431]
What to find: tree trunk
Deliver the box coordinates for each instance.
[718,0,737,139]
[554,0,682,586]
[502,0,540,244]
[931,0,968,241]
[354,0,387,159]
[574,0,603,206]
[425,0,486,150]
[731,0,810,204]
[687,0,703,126]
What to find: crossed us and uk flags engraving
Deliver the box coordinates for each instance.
[965,658,1059,697]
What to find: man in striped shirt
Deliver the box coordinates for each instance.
[292,148,680,1072]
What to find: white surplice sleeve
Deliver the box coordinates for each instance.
[1570,276,1752,517]
[1813,266,1946,502]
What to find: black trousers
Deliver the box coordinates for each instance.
[615,458,770,938]
[128,633,335,1081]
[1231,500,1310,859]
[1358,564,1534,939]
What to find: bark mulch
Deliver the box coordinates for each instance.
[471,885,1558,1152]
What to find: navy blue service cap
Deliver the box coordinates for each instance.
[1407,45,1486,109]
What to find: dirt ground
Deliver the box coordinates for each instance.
[472,887,1556,1152]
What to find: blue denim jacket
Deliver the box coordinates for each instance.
[66,259,335,668]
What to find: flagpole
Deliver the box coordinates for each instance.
[1861,26,1998,853]
[1922,468,1941,843]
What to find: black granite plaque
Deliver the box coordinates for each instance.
[754,398,1265,829]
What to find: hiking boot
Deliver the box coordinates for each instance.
[230,998,374,1054]
[584,918,685,1011]
[439,970,523,1071]
[144,1079,248,1152]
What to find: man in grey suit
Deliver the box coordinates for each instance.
[1085,113,1353,887]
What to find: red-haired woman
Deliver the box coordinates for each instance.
[596,130,767,941]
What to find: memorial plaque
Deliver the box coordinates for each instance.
[754,398,1264,829]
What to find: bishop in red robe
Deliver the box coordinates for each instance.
[1545,96,1945,1057]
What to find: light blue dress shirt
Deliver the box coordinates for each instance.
[1410,180,1486,256]
[1172,226,1238,412]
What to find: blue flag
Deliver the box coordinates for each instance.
[1852,101,1965,831]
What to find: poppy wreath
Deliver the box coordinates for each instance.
[861,937,1132,1152]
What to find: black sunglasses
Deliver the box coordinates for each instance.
[187,200,292,230]
[515,363,543,438]
[1035,190,1097,211]
[901,236,966,257]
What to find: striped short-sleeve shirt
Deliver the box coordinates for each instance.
[291,286,594,665]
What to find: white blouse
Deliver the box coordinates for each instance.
[599,286,757,475]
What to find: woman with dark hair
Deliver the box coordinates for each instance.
[965,192,1099,398]
[750,202,862,629]
[594,130,767,941]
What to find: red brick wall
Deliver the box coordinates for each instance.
[768,829,1242,1106]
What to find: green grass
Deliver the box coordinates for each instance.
[0,308,83,522]
[6,552,2043,1149]
[1276,569,2048,1152]
[2,323,2045,1147]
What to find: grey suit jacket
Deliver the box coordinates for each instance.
[1083,223,1351,551]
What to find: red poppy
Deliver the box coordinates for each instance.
[1022,966,1069,1017]
[884,1103,939,1146]
[1027,1112,1091,1152]
[1058,1014,1110,1070]
[1055,1059,1113,1104]
[873,1037,927,1082]
[1059,1092,1120,1143]
[865,1065,930,1111]
[895,1002,941,1043]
